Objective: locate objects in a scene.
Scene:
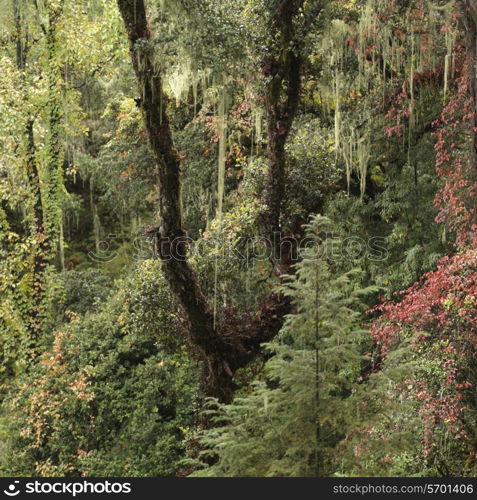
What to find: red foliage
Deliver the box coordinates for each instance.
[372,251,477,351]
[433,54,477,249]
[349,2,477,468]
[371,250,477,458]
[367,3,477,462]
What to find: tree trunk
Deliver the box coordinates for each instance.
[13,0,50,340]
[44,8,64,263]
[118,0,240,401]
[261,0,305,275]
[25,120,50,340]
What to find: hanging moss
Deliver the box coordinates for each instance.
[213,87,227,327]
[216,89,227,220]
[317,0,457,198]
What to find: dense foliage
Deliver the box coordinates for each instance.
[0,0,475,478]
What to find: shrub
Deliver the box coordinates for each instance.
[2,260,198,477]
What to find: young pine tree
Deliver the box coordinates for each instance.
[192,216,374,477]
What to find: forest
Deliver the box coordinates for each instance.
[0,0,475,478]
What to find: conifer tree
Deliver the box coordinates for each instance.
[192,216,374,477]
